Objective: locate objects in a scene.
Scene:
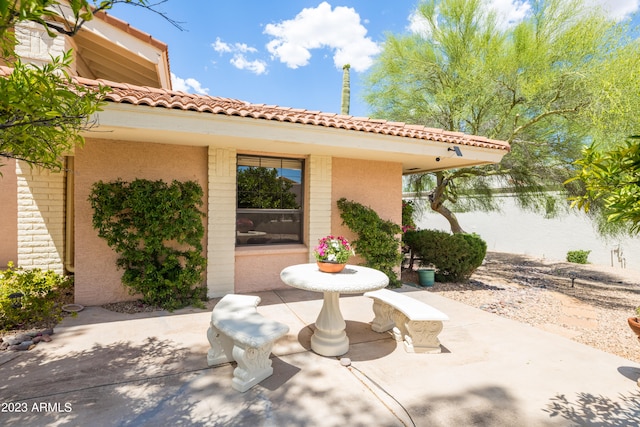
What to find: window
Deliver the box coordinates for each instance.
[236,155,303,246]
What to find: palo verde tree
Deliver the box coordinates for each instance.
[364,0,640,233]
[0,0,179,170]
[568,136,640,235]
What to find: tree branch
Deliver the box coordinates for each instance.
[510,105,583,142]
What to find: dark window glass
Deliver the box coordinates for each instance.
[236,155,303,246]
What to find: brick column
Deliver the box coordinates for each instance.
[206,147,237,297]
[306,155,332,262]
[16,161,65,274]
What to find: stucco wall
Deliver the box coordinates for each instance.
[235,245,308,293]
[331,158,403,265]
[74,139,208,305]
[0,159,18,268]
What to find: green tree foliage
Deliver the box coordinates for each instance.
[568,137,640,234]
[337,198,403,287]
[0,52,107,170]
[237,167,299,209]
[89,179,207,310]
[365,0,640,233]
[0,1,177,170]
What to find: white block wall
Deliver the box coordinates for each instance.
[307,155,332,262]
[206,147,237,297]
[16,161,65,274]
[14,21,66,68]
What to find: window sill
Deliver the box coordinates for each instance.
[235,244,308,257]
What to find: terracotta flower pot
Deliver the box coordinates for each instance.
[628,317,640,338]
[317,262,346,273]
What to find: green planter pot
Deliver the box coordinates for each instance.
[417,268,435,287]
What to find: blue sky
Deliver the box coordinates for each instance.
[109,0,640,119]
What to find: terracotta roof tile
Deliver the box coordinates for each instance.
[0,66,510,152]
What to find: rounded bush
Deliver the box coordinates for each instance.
[566,250,590,264]
[404,229,487,282]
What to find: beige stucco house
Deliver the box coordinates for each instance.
[0,10,510,305]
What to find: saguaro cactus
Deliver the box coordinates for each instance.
[341,64,350,115]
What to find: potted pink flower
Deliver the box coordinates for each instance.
[314,235,354,273]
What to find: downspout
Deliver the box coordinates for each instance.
[64,156,75,273]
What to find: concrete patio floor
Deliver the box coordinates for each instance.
[1,285,640,426]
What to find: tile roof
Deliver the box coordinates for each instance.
[0,65,509,152]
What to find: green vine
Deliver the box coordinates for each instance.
[89,179,207,310]
[337,198,403,287]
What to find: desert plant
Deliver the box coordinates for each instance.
[0,263,73,330]
[337,198,403,287]
[566,250,591,264]
[404,229,487,282]
[89,179,207,310]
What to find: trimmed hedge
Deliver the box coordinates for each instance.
[404,229,487,282]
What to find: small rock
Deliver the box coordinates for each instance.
[14,333,31,342]
[9,341,32,351]
[340,357,351,367]
[42,329,54,336]
[32,336,42,344]
[40,334,52,342]
[5,337,23,346]
[0,341,9,350]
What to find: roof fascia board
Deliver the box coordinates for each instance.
[89,103,507,167]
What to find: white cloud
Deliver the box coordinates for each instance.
[586,0,640,20]
[171,73,209,95]
[408,0,638,35]
[234,43,257,54]
[212,37,266,75]
[486,0,531,28]
[230,54,267,75]
[264,1,381,72]
[212,37,232,53]
[213,37,258,54]
[408,9,432,37]
[407,0,530,35]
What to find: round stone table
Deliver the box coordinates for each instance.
[280,263,389,356]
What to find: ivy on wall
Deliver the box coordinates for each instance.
[89,179,207,310]
[337,198,403,287]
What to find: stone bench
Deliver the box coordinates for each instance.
[364,289,449,354]
[207,294,289,392]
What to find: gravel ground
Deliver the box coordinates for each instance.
[403,251,640,364]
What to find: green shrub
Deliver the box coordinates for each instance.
[402,200,416,231]
[0,263,73,331]
[89,179,207,311]
[566,250,590,264]
[404,229,487,282]
[337,198,403,287]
